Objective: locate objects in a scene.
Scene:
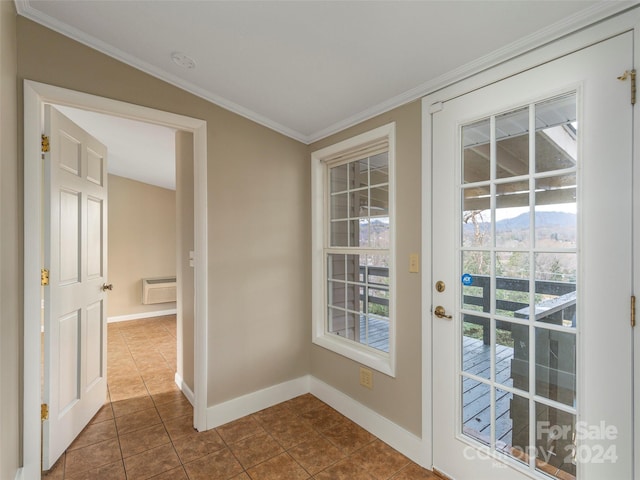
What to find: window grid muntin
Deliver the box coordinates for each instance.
[459,93,578,476]
[326,151,391,352]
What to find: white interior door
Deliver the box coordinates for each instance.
[431,32,633,480]
[42,105,109,470]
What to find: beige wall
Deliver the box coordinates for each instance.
[108,174,177,318]
[0,1,21,478]
[17,17,311,409]
[308,101,423,435]
[176,131,195,391]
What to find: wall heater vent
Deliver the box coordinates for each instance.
[142,276,177,304]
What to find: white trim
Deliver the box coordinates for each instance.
[202,374,429,469]
[175,372,195,406]
[311,122,396,377]
[420,99,434,470]
[206,376,310,428]
[14,468,23,480]
[107,309,177,323]
[14,1,634,145]
[309,376,429,468]
[23,80,209,480]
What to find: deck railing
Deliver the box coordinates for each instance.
[463,275,576,344]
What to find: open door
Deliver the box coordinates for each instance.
[42,105,109,470]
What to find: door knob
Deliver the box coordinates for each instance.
[434,305,452,319]
[101,283,113,292]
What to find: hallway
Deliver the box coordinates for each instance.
[43,316,436,479]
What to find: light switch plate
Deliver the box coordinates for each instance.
[409,253,419,273]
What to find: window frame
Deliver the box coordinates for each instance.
[311,123,396,376]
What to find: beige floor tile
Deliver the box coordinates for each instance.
[288,435,345,475]
[111,395,155,418]
[300,404,347,432]
[183,448,243,480]
[228,431,284,469]
[389,463,440,480]
[155,396,193,422]
[118,423,171,458]
[146,466,188,480]
[349,440,411,479]
[217,415,266,444]
[123,443,180,479]
[114,407,161,435]
[89,404,114,425]
[68,419,117,451]
[314,457,377,479]
[151,389,186,406]
[64,439,121,478]
[54,316,442,480]
[172,428,227,464]
[284,394,326,415]
[64,460,125,480]
[245,452,310,480]
[163,412,196,441]
[321,419,376,454]
[267,416,319,450]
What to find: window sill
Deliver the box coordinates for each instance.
[312,333,396,377]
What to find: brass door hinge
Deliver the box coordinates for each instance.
[618,70,636,105]
[41,134,50,153]
[41,403,49,421]
[632,295,636,327]
[41,268,49,286]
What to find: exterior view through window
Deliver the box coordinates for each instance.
[326,151,391,352]
[460,93,578,478]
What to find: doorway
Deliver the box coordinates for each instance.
[23,80,209,479]
[429,32,633,479]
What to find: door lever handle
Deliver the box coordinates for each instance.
[434,305,453,319]
[101,283,113,292]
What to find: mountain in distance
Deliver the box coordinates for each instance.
[463,212,576,247]
[497,211,575,232]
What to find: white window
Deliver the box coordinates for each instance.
[311,123,395,376]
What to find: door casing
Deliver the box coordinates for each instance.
[23,80,209,479]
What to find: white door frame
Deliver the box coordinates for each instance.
[421,7,640,477]
[23,80,209,479]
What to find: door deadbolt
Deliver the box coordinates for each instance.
[435,281,446,293]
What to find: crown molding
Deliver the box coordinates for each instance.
[14,0,309,143]
[15,0,638,145]
[306,1,638,144]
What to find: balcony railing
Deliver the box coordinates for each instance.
[463,275,576,344]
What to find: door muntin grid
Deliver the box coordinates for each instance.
[459,93,578,478]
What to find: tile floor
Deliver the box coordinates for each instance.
[43,315,438,479]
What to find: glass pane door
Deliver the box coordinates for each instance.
[460,93,578,478]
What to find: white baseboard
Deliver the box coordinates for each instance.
[206,376,310,428]
[175,372,195,406]
[202,374,429,469]
[107,309,177,323]
[309,376,430,468]
[14,468,23,480]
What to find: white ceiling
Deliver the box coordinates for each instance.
[17,1,635,189]
[54,105,177,190]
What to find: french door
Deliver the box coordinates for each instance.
[431,32,633,480]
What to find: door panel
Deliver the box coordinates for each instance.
[42,105,109,470]
[432,32,633,480]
